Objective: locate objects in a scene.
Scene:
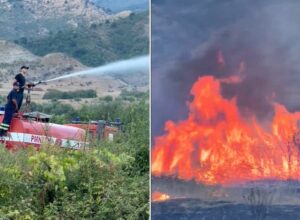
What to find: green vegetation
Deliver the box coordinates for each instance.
[0,95,149,219]
[16,12,149,66]
[116,89,148,102]
[32,91,148,123]
[99,95,113,102]
[42,89,97,100]
[120,89,147,99]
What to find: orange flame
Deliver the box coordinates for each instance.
[152,75,300,185]
[152,191,171,202]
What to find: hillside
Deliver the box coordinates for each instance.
[0,40,148,107]
[0,40,38,64]
[16,11,149,67]
[0,1,149,106]
[0,41,85,81]
[0,0,148,68]
[0,0,128,40]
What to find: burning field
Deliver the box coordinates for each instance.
[152,72,300,185]
[151,54,300,218]
[152,0,300,219]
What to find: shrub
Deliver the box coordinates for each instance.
[0,144,148,219]
[103,95,113,102]
[43,89,97,100]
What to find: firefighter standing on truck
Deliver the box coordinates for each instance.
[14,65,29,110]
[0,82,20,136]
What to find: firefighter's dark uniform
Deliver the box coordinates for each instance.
[15,72,25,110]
[0,87,19,134]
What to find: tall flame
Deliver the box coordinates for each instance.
[152,75,300,185]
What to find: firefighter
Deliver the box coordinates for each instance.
[14,65,29,111]
[0,82,20,136]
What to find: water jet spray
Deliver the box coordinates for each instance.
[44,55,149,83]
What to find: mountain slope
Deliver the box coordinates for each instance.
[0,40,38,64]
[0,40,85,81]
[16,11,149,66]
[0,0,126,40]
[0,41,147,103]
